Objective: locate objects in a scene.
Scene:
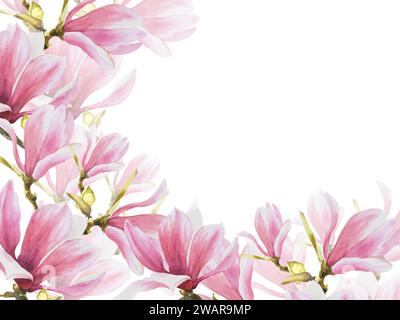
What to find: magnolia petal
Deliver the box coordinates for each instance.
[105,226,144,275]
[124,221,165,273]
[159,209,193,274]
[0,246,32,280]
[18,203,72,271]
[0,181,21,257]
[331,257,392,274]
[188,224,224,282]
[115,273,190,300]
[64,32,114,67]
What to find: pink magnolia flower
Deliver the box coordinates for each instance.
[0,105,74,180]
[307,191,400,274]
[112,154,160,197]
[46,37,136,118]
[112,209,238,298]
[125,0,199,57]
[74,127,129,183]
[62,1,145,66]
[0,181,128,298]
[202,244,254,300]
[0,25,65,122]
[239,203,291,260]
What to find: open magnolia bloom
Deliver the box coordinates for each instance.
[239,203,291,262]
[0,105,74,180]
[306,190,400,275]
[62,0,145,66]
[0,25,65,122]
[125,0,199,57]
[46,37,136,118]
[113,209,238,299]
[0,181,128,299]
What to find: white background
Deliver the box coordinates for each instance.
[2,0,400,299]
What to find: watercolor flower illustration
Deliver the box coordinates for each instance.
[0,0,399,301]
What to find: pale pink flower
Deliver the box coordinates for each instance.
[307,191,400,274]
[75,127,129,183]
[46,38,136,118]
[125,0,199,57]
[0,105,74,179]
[63,1,145,66]
[239,203,291,259]
[0,181,126,297]
[112,154,160,197]
[112,209,238,298]
[0,25,65,122]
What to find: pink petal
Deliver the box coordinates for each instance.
[159,209,193,274]
[10,55,66,115]
[48,275,104,299]
[64,32,114,67]
[196,238,239,285]
[376,277,400,300]
[115,273,190,300]
[331,257,392,274]
[0,119,23,171]
[18,203,72,271]
[0,246,32,280]
[307,191,340,258]
[108,214,165,238]
[0,181,21,257]
[33,239,100,284]
[112,180,168,216]
[377,181,391,214]
[237,231,270,257]
[255,203,283,257]
[124,221,165,273]
[105,226,144,275]
[67,259,130,298]
[327,209,386,266]
[273,220,291,258]
[187,224,224,282]
[84,69,136,111]
[0,25,30,107]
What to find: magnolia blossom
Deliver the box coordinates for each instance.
[126,0,199,57]
[239,203,291,260]
[0,105,74,180]
[113,209,238,298]
[73,126,129,183]
[62,1,145,66]
[0,25,65,122]
[0,181,128,298]
[46,37,136,118]
[307,191,400,274]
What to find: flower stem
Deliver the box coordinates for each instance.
[316,262,333,293]
[23,175,38,210]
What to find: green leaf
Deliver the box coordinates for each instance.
[281,272,313,285]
